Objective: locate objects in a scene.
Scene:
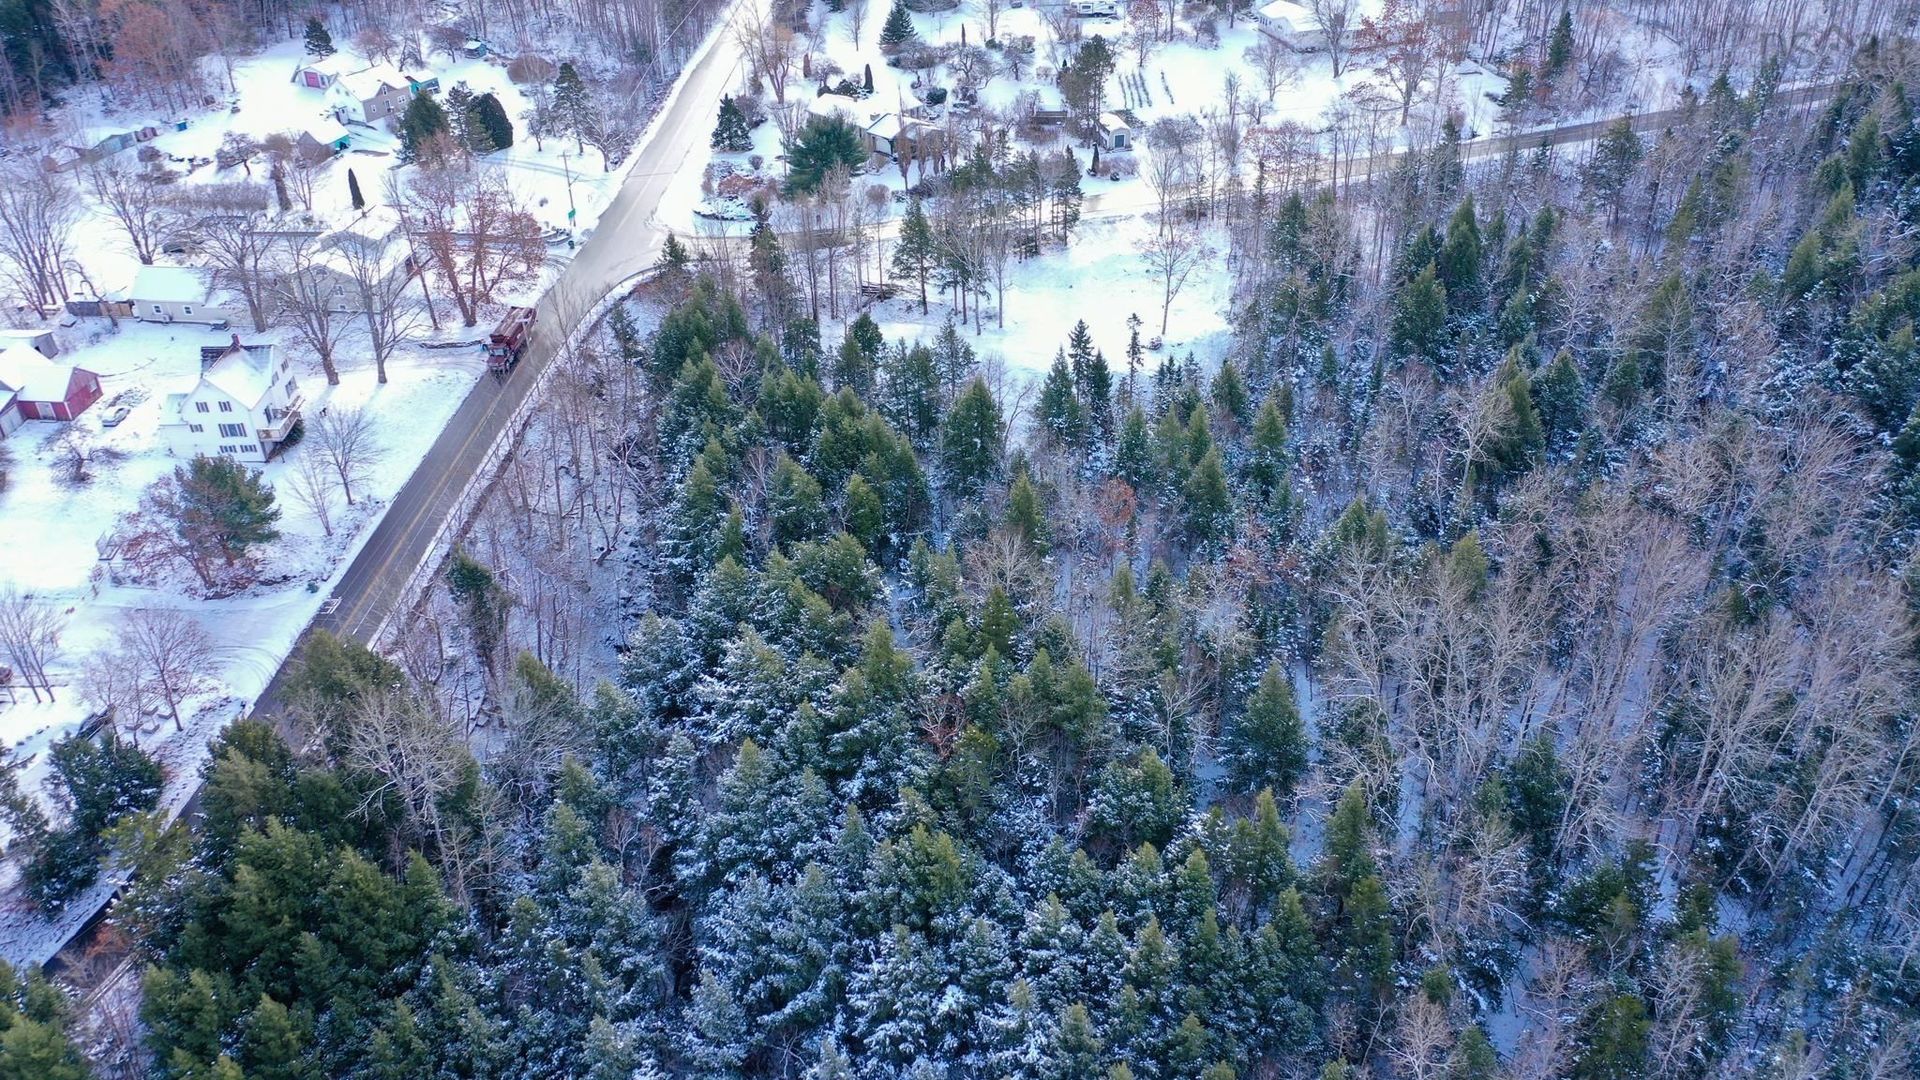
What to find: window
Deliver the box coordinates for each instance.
[188,423,204,433]
[182,306,192,316]
[284,378,297,396]
[194,401,210,413]
[242,445,259,455]
[153,305,163,315]
[219,444,236,454]
[218,422,246,438]
[218,401,233,413]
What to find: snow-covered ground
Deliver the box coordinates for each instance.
[861,214,1236,380]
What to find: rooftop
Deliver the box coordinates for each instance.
[0,346,82,403]
[130,265,211,305]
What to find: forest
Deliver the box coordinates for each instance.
[8,18,1920,1080]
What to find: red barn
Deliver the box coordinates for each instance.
[0,345,101,425]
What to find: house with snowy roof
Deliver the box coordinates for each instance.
[128,265,233,325]
[335,63,434,124]
[0,345,101,433]
[159,337,303,463]
[299,212,420,313]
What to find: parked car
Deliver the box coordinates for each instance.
[101,404,131,427]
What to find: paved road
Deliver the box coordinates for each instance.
[309,24,747,653]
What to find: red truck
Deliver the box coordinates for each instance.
[487,306,537,373]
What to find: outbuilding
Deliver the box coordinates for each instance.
[0,346,102,425]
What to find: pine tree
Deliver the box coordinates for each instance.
[1224,665,1307,799]
[160,454,282,576]
[1184,448,1232,543]
[447,548,510,664]
[785,116,866,195]
[1006,470,1048,552]
[473,92,514,150]
[397,92,450,163]
[553,61,593,153]
[445,82,477,151]
[712,96,754,152]
[942,378,1004,498]
[1545,10,1575,81]
[893,200,938,314]
[1390,263,1448,362]
[303,15,334,56]
[1039,352,1089,449]
[347,168,365,210]
[880,0,918,48]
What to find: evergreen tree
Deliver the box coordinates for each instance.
[1390,263,1449,362]
[1039,352,1089,449]
[553,61,594,152]
[893,200,938,314]
[1223,665,1307,799]
[397,92,451,163]
[1184,448,1232,543]
[303,15,334,56]
[1545,10,1575,81]
[155,454,282,584]
[880,0,918,48]
[942,378,1005,497]
[347,168,365,210]
[713,96,754,152]
[472,92,514,150]
[785,116,866,195]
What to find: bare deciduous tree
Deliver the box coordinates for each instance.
[309,406,386,505]
[271,233,348,385]
[0,153,79,311]
[176,182,277,333]
[1141,224,1209,336]
[118,607,216,731]
[284,447,338,537]
[335,225,424,384]
[1308,0,1359,76]
[84,156,177,266]
[0,589,66,703]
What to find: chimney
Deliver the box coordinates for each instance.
[230,333,242,352]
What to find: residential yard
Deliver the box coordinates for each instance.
[0,315,482,961]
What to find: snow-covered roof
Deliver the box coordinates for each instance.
[130,265,211,305]
[304,117,351,146]
[809,93,864,123]
[195,340,281,410]
[296,53,361,80]
[0,346,79,403]
[1099,111,1130,132]
[867,113,934,141]
[337,63,411,101]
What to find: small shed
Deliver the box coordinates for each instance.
[1097,112,1132,151]
[299,118,352,156]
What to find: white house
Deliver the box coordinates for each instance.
[160,337,303,463]
[303,212,419,313]
[1097,112,1132,151]
[128,265,231,325]
[1256,0,1318,47]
